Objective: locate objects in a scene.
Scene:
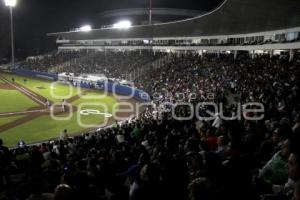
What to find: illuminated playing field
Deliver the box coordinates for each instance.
[0,72,120,147]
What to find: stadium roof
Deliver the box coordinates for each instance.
[97,8,204,18]
[48,0,300,40]
[94,8,206,27]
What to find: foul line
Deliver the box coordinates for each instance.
[20,86,37,97]
[0,77,46,106]
[0,109,46,116]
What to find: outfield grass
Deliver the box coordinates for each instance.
[1,73,81,103]
[0,113,104,147]
[0,89,39,113]
[0,115,25,126]
[72,92,117,113]
[1,92,118,147]
[72,92,118,127]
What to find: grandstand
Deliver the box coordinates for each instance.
[1,0,300,200]
[48,0,300,48]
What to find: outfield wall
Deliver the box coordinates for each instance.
[12,69,58,80]
[12,69,150,102]
[97,80,150,102]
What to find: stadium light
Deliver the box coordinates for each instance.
[149,0,152,25]
[113,20,132,29]
[4,0,16,7]
[4,0,17,69]
[79,25,92,32]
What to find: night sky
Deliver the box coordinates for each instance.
[0,0,222,60]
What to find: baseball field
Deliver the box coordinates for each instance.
[0,72,127,147]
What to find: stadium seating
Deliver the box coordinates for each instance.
[1,51,300,200]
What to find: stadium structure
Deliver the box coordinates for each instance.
[48,0,300,59]
[1,0,300,199]
[94,8,206,27]
[0,0,299,146]
[0,0,299,145]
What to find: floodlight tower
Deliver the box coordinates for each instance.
[4,0,17,69]
[149,0,152,25]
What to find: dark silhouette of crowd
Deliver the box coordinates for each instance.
[22,51,82,72]
[22,50,161,80]
[1,51,300,200]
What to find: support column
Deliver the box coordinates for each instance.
[289,49,295,62]
[234,50,238,60]
[248,50,254,59]
[199,50,203,57]
[269,50,274,59]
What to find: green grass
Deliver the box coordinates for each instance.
[72,92,118,127]
[0,89,39,113]
[1,73,81,103]
[73,92,117,113]
[0,74,119,147]
[0,115,25,126]
[0,113,103,147]
[1,93,118,147]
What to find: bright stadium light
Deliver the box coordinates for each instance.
[79,25,92,32]
[113,20,132,29]
[4,0,17,69]
[4,0,17,7]
[149,0,152,24]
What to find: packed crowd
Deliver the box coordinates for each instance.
[1,51,300,200]
[23,51,83,72]
[22,50,161,80]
